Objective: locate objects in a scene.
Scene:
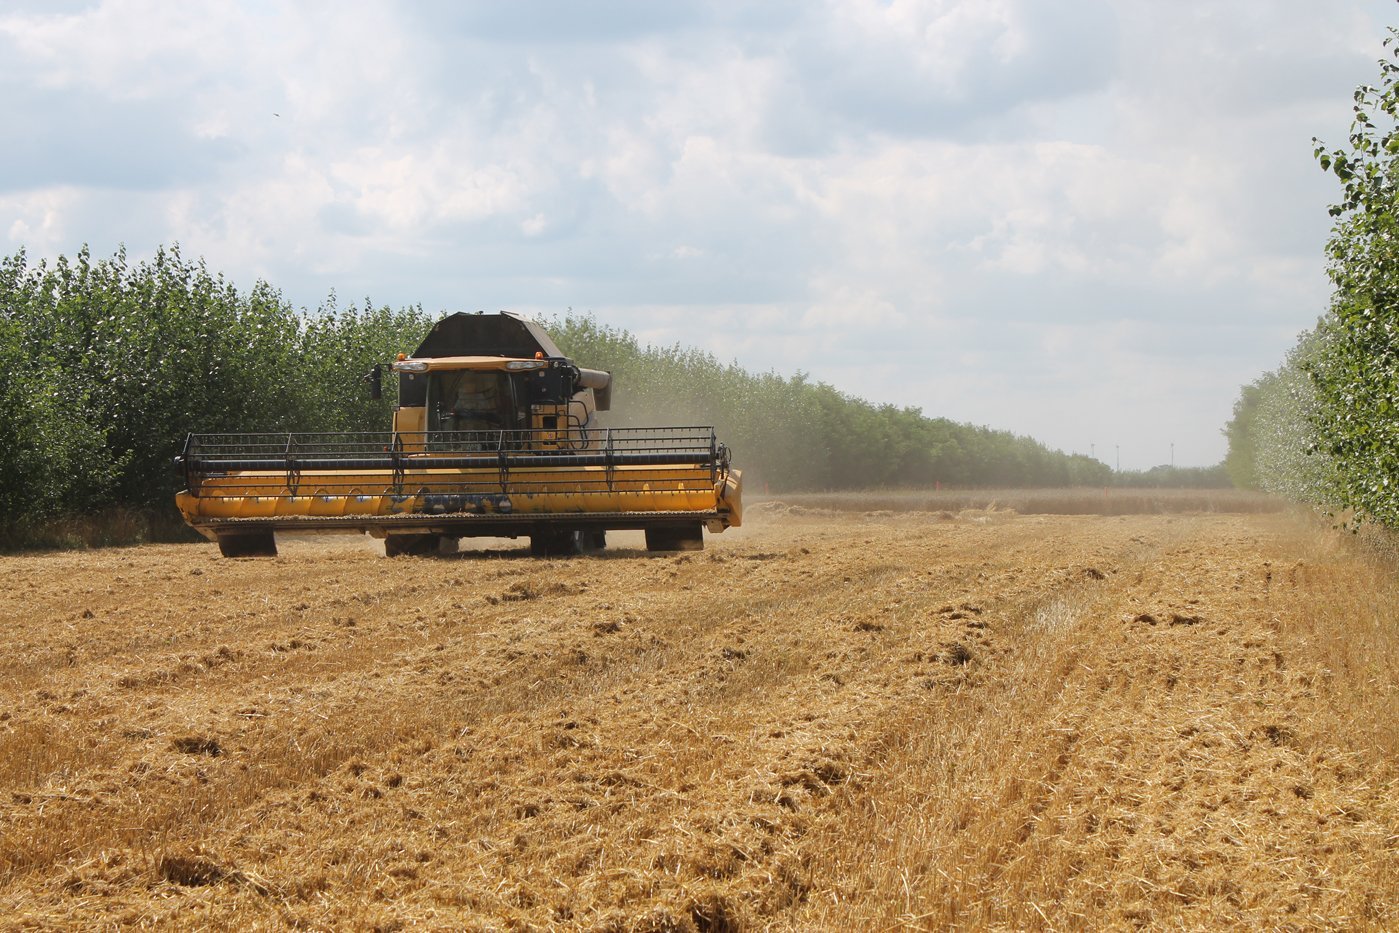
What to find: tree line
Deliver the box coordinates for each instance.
[1,244,1125,548]
[0,245,429,545]
[545,313,1113,493]
[1225,29,1399,528]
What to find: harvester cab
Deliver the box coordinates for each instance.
[175,312,741,558]
[386,311,610,448]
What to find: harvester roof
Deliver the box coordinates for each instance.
[414,311,564,360]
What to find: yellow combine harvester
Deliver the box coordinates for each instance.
[175,312,742,557]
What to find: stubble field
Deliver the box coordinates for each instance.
[1,497,1395,930]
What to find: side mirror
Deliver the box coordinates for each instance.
[365,364,383,400]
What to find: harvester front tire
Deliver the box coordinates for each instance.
[644,523,704,552]
[385,534,442,557]
[530,529,585,557]
[216,532,278,558]
[529,528,606,557]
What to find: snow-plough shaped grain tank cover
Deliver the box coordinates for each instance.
[174,312,741,557]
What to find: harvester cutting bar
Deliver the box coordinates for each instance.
[178,427,728,495]
[174,427,742,538]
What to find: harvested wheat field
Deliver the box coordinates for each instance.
[1,500,1396,930]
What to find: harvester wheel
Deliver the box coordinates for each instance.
[529,529,584,557]
[385,534,442,557]
[530,529,606,557]
[216,531,277,558]
[644,523,704,552]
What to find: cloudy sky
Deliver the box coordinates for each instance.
[2,1,1392,468]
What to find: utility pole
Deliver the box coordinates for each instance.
[1115,445,1120,472]
[1171,442,1175,468]
[1090,443,1096,461]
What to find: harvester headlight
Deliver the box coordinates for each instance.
[393,360,429,373]
[505,360,547,371]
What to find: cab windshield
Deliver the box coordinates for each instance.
[427,370,524,433]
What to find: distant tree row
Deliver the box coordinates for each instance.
[546,314,1112,492]
[1,244,1122,547]
[1225,30,1399,528]
[1110,464,1232,489]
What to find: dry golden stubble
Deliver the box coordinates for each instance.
[0,507,1392,930]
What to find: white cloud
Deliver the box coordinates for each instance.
[802,283,904,330]
[0,0,1391,467]
[3,187,78,250]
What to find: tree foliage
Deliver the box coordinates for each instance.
[546,313,1113,491]
[0,245,429,544]
[1224,344,1333,500]
[1308,30,1399,526]
[1227,29,1399,526]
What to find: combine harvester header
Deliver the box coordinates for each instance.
[176,312,742,557]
